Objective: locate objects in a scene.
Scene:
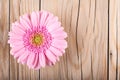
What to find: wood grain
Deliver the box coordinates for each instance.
[0,0,9,79]
[109,0,117,79]
[109,0,120,79]
[118,0,120,79]
[77,0,108,79]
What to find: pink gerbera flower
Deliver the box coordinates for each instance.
[8,11,67,69]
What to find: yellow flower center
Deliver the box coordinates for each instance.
[31,33,44,46]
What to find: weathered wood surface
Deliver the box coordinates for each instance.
[0,0,120,80]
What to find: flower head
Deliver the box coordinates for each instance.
[8,11,67,69]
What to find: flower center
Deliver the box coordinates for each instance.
[31,33,44,46]
[23,27,52,53]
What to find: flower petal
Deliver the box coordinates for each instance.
[45,50,56,64]
[11,23,25,35]
[33,53,41,69]
[27,52,36,68]
[46,16,58,27]
[14,48,26,59]
[19,14,32,30]
[40,11,48,26]
[45,56,53,66]
[10,45,24,55]
[52,31,67,39]
[39,53,46,67]
[46,22,61,32]
[17,50,29,63]
[43,13,54,26]
[52,39,67,49]
[14,21,26,31]
[51,27,64,34]
[8,32,23,39]
[31,12,39,27]
[9,41,24,47]
[21,56,29,64]
[21,14,32,28]
[49,46,63,56]
[33,53,38,67]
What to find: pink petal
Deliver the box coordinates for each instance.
[52,31,67,39]
[32,53,38,68]
[20,16,32,30]
[47,22,61,32]
[14,22,26,31]
[14,48,26,58]
[51,46,65,55]
[49,46,63,56]
[21,56,29,64]
[9,40,24,47]
[8,40,23,48]
[52,39,67,49]
[8,38,22,45]
[33,53,38,66]
[46,16,58,26]
[45,57,53,66]
[8,32,23,39]
[8,37,22,43]
[11,31,24,37]
[11,23,25,35]
[31,12,39,27]
[10,45,24,55]
[17,50,29,63]
[27,52,36,68]
[33,53,41,69]
[39,53,46,67]
[20,14,32,29]
[43,13,54,26]
[51,27,64,34]
[45,50,56,64]
[40,11,48,26]
[8,38,20,44]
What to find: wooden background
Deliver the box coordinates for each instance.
[0,0,120,80]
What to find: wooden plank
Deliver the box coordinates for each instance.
[109,0,117,79]
[40,0,82,80]
[77,0,93,79]
[77,0,108,79]
[117,0,120,79]
[9,0,40,80]
[0,0,9,79]
[10,0,20,79]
